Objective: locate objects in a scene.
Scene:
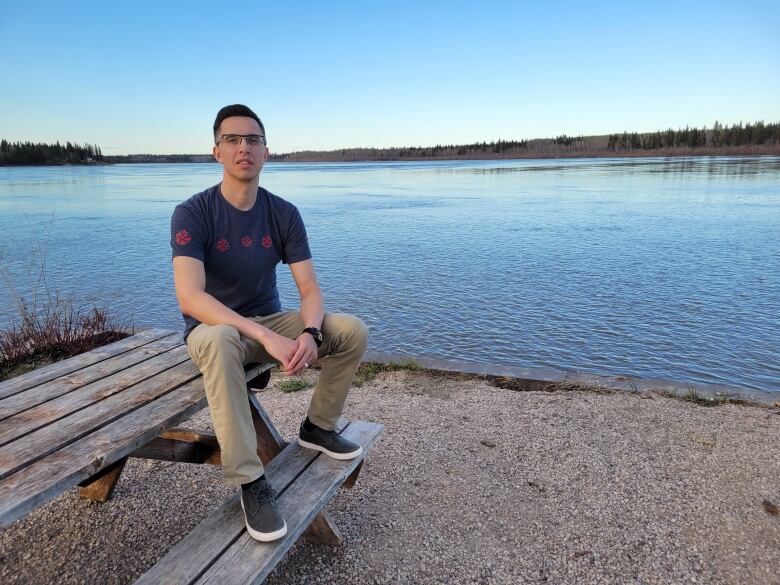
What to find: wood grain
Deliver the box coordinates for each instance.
[0,344,191,446]
[0,328,173,400]
[0,363,269,528]
[0,356,201,479]
[130,429,221,465]
[0,333,183,420]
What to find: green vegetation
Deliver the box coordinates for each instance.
[271,119,780,162]
[352,359,422,387]
[639,386,744,407]
[606,120,780,151]
[682,387,733,407]
[276,378,312,393]
[0,140,105,165]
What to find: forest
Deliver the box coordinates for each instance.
[3,121,779,165]
[0,140,104,165]
[271,121,780,162]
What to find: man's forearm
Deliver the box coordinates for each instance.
[300,289,325,330]
[181,290,274,342]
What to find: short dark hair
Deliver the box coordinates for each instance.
[213,104,266,142]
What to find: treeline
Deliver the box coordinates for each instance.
[272,120,780,162]
[269,135,601,162]
[104,154,214,164]
[6,120,779,166]
[0,140,105,165]
[607,121,780,151]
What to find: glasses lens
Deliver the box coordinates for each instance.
[218,134,264,147]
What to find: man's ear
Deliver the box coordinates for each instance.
[262,147,269,162]
[213,145,221,163]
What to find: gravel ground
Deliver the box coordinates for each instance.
[1,369,779,585]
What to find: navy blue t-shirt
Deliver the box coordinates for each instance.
[170,184,312,341]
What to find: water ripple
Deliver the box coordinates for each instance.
[1,157,779,392]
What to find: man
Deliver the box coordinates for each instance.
[170,104,368,542]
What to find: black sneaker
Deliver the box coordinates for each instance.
[240,478,287,542]
[298,421,363,460]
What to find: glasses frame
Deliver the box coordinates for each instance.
[215,134,267,147]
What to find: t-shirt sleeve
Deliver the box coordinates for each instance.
[170,204,207,262]
[281,206,312,264]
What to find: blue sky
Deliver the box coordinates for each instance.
[1,1,778,154]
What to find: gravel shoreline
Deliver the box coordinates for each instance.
[2,369,779,584]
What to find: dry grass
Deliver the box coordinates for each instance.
[0,299,132,381]
[0,236,132,381]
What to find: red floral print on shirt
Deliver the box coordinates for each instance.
[241,235,253,247]
[261,234,273,249]
[175,229,192,246]
[216,238,230,252]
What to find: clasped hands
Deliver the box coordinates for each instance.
[262,330,318,376]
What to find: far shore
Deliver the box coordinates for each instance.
[4,146,779,167]
[106,145,780,164]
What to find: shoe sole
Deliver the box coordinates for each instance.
[297,437,363,460]
[240,499,288,542]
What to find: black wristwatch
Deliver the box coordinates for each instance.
[302,327,323,347]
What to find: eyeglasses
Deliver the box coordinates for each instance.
[216,134,266,147]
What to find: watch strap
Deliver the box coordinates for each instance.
[302,327,323,347]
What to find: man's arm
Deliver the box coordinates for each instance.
[173,256,299,370]
[285,259,324,375]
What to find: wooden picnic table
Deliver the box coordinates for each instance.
[0,327,383,584]
[0,328,239,525]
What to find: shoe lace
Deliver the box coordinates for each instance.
[246,482,277,513]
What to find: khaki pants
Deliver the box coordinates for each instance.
[186,311,368,485]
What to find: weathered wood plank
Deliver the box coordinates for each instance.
[0,328,173,400]
[130,430,220,465]
[78,457,128,502]
[0,345,191,446]
[0,333,183,421]
[0,363,269,529]
[0,355,200,479]
[196,421,384,585]
[132,436,326,585]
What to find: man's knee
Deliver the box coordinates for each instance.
[188,324,242,363]
[325,313,368,353]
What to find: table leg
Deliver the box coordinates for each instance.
[342,460,365,489]
[78,457,128,502]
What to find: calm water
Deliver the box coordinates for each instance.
[1,157,778,392]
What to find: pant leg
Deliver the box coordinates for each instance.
[244,311,368,431]
[186,323,263,485]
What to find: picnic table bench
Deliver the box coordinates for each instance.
[0,327,383,584]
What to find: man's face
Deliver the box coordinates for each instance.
[212,116,268,182]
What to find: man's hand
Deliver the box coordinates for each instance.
[286,333,318,376]
[257,330,300,372]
